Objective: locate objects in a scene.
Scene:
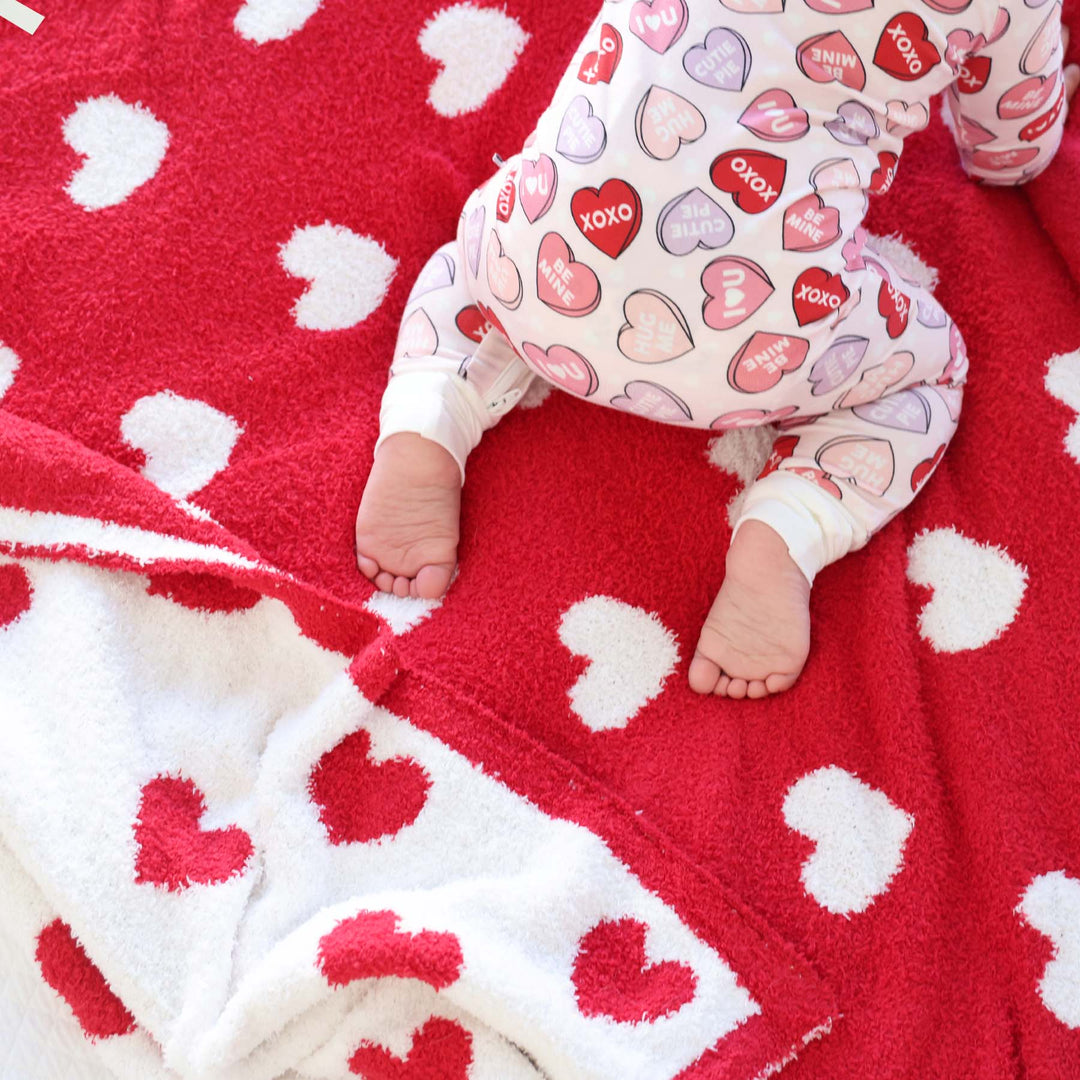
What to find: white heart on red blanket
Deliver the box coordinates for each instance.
[0,343,20,399]
[0,562,33,629]
[35,919,136,1039]
[280,222,398,331]
[906,527,1028,652]
[558,596,680,731]
[309,728,431,844]
[234,0,321,44]
[365,569,454,633]
[783,766,914,916]
[318,909,463,990]
[120,390,243,500]
[349,1016,472,1077]
[1016,870,1080,1029]
[133,775,254,891]
[62,94,169,211]
[572,917,697,1022]
[419,4,530,117]
[1045,350,1080,464]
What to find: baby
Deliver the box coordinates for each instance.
[357,0,1078,699]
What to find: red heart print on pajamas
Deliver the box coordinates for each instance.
[494,169,517,223]
[309,728,431,844]
[319,910,463,990]
[474,300,511,342]
[869,151,899,195]
[911,443,947,491]
[578,23,623,85]
[133,775,253,891]
[760,434,799,474]
[956,55,991,94]
[35,919,136,1039]
[571,178,642,258]
[877,277,910,338]
[572,917,696,1022]
[1020,86,1065,143]
[710,149,786,213]
[792,267,850,326]
[454,305,491,344]
[874,14,941,81]
[348,1017,472,1078]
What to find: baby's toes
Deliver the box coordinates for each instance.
[357,554,379,579]
[714,673,731,697]
[746,679,769,699]
[726,677,748,699]
[413,563,454,600]
[688,651,723,694]
[765,671,799,695]
[374,570,395,592]
[392,574,412,597]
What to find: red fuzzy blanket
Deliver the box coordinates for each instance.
[1,1,1079,1078]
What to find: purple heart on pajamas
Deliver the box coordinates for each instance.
[464,205,485,278]
[556,96,607,164]
[825,101,879,145]
[409,251,455,301]
[683,28,752,91]
[916,297,948,328]
[657,188,734,255]
[610,380,693,422]
[808,336,869,395]
[852,388,932,433]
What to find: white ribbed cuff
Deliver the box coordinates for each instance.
[731,471,870,586]
[374,370,487,486]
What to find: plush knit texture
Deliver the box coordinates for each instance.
[1,1,1079,1078]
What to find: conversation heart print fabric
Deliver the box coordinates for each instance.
[381,0,1064,582]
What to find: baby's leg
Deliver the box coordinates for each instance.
[356,224,535,598]
[691,247,965,698]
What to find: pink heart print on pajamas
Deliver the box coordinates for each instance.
[380,0,1067,574]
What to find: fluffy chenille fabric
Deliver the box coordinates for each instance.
[1,1,1079,1078]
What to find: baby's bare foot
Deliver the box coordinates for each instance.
[355,432,461,599]
[688,520,811,700]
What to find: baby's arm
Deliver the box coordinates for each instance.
[945,7,1078,184]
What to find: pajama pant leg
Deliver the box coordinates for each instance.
[732,249,967,587]
[374,211,536,485]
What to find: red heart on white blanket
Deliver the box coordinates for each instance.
[146,572,261,614]
[309,729,430,844]
[572,917,696,1022]
[35,919,136,1039]
[319,910,463,990]
[0,563,32,628]
[134,776,253,891]
[348,1017,472,1078]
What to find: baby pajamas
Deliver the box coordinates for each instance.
[375,0,1066,585]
